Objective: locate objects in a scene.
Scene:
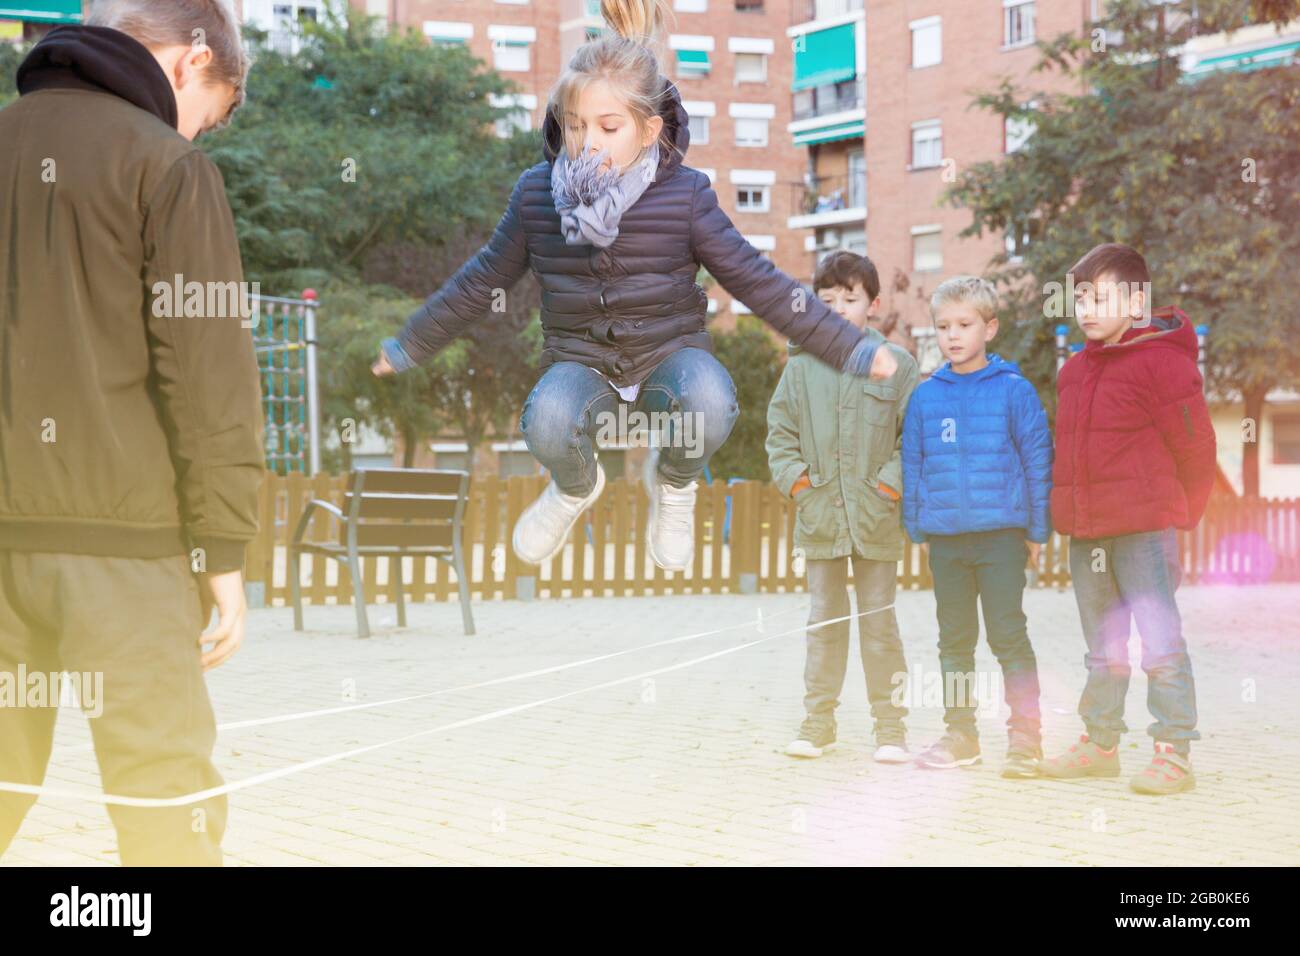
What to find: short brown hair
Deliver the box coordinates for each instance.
[1069,242,1151,289]
[813,251,881,301]
[87,0,248,125]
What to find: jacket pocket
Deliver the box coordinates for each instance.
[862,381,898,426]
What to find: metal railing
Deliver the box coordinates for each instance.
[790,173,865,216]
[792,78,864,122]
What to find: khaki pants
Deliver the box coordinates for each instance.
[0,552,226,865]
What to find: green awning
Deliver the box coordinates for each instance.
[1184,40,1299,78]
[676,49,710,73]
[793,120,864,146]
[0,1,81,22]
[792,22,857,91]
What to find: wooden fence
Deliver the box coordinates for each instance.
[244,473,1300,607]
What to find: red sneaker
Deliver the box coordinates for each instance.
[1130,742,1195,795]
[1038,734,1121,779]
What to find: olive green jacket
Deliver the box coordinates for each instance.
[765,336,920,561]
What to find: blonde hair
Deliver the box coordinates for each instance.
[547,0,681,166]
[86,0,248,121]
[930,276,999,323]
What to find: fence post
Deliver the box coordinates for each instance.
[303,288,322,476]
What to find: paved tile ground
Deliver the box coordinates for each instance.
[4,584,1298,866]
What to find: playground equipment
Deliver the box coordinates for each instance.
[251,290,322,475]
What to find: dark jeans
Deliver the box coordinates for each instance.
[803,555,908,731]
[1068,528,1198,754]
[0,552,226,865]
[519,348,739,497]
[927,528,1042,741]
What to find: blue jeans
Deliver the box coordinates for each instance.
[927,528,1042,742]
[519,348,739,497]
[1068,528,1198,754]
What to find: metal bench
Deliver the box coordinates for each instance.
[289,468,474,638]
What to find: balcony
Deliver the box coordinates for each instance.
[788,174,866,230]
[791,78,863,123]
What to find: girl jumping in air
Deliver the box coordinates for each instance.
[374,0,895,572]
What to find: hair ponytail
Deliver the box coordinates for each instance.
[599,0,670,45]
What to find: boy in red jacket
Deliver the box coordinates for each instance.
[1040,244,1216,794]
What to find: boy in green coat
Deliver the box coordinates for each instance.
[766,252,920,761]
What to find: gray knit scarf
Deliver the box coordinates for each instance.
[550,140,660,248]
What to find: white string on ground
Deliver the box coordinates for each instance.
[1,603,894,808]
[55,602,808,752]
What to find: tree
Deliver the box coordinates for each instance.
[944,0,1300,495]
[200,9,546,472]
[708,316,785,481]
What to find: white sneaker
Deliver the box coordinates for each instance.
[642,449,696,572]
[872,743,911,764]
[511,462,605,566]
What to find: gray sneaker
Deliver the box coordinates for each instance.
[914,731,981,769]
[785,717,836,758]
[872,721,910,763]
[1002,731,1043,779]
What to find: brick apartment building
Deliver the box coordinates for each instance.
[5,1,1295,468]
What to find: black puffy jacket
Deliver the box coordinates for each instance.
[390,77,874,389]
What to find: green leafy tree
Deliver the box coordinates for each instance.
[708,316,784,481]
[201,9,545,472]
[944,0,1300,495]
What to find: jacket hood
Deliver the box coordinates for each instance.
[16,24,178,130]
[1088,306,1197,360]
[930,352,1025,384]
[542,74,690,179]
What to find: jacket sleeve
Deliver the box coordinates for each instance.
[142,151,266,574]
[1152,356,1217,528]
[765,359,808,498]
[689,173,880,376]
[387,170,532,370]
[875,348,919,499]
[901,387,925,543]
[1010,377,1054,543]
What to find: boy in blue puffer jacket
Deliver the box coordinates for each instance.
[902,277,1053,778]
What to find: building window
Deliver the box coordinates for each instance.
[493,40,531,72]
[736,186,770,212]
[676,50,711,78]
[735,0,764,10]
[688,115,710,145]
[1005,219,1035,260]
[675,0,708,10]
[735,52,767,83]
[1004,1,1036,48]
[847,147,865,208]
[912,227,942,272]
[734,117,768,147]
[910,16,941,69]
[911,120,942,169]
[1004,109,1036,153]
[271,3,319,56]
[1274,417,1300,465]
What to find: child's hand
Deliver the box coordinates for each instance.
[372,349,395,377]
[869,345,897,380]
[1027,541,1042,569]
